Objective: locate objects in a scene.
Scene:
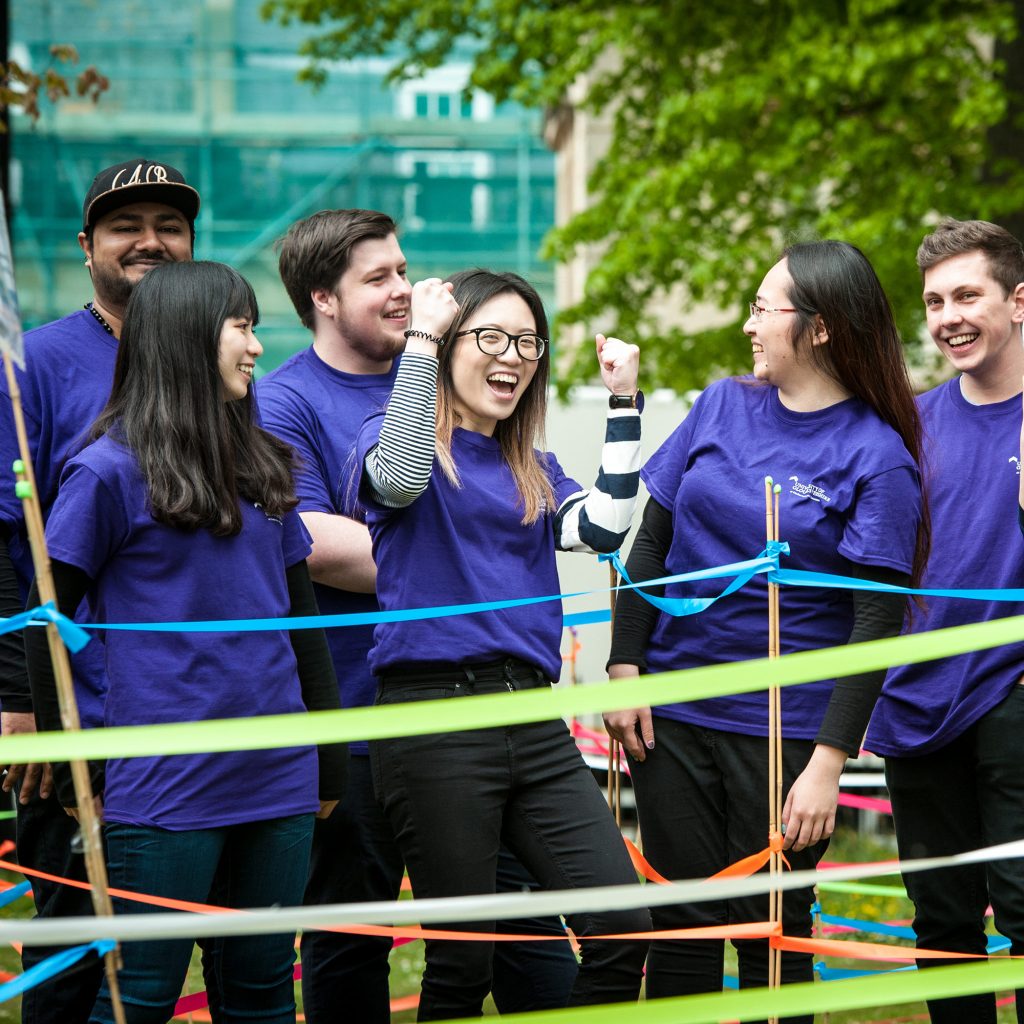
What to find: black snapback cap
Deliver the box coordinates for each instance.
[82,159,200,232]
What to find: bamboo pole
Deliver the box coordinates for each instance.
[813,884,830,1024]
[765,477,781,1020]
[771,481,783,1003]
[4,351,126,1024]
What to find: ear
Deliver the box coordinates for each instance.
[78,231,91,265]
[810,314,829,346]
[1011,282,1024,324]
[310,288,336,317]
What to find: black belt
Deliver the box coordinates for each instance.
[378,656,549,692]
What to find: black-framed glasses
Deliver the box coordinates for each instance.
[456,327,547,361]
[749,301,798,322]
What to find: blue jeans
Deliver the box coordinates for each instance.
[300,753,578,1023]
[90,814,313,1024]
[630,717,826,1024]
[886,683,1024,1024]
[372,663,649,1021]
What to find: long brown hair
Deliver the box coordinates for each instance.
[435,269,553,524]
[781,240,931,587]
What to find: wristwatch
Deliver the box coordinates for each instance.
[608,390,644,413]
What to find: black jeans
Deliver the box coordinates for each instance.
[371,658,649,1021]
[630,717,826,1024]
[886,682,1024,1024]
[300,753,405,1024]
[16,786,103,1024]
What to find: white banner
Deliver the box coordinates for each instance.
[0,193,24,368]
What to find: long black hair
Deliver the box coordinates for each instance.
[780,240,931,586]
[91,260,297,536]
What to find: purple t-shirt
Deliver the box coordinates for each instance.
[45,434,318,829]
[642,377,921,739]
[257,348,397,755]
[0,310,116,727]
[357,416,582,680]
[866,379,1024,757]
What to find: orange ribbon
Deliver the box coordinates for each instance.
[624,837,672,884]
[708,832,791,881]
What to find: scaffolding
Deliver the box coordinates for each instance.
[10,0,555,368]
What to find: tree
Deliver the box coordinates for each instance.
[262,0,1022,392]
[1,45,108,126]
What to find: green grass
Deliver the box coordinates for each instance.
[0,828,1016,1021]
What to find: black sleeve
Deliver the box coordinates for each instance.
[814,563,910,757]
[0,525,30,713]
[607,497,674,671]
[286,559,347,803]
[1018,503,1024,535]
[25,560,103,807]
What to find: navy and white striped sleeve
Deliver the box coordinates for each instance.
[554,408,641,552]
[363,352,438,508]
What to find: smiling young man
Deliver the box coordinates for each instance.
[0,158,198,1024]
[866,218,1024,1024]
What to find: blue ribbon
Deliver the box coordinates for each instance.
[7,603,91,652]
[817,910,916,941]
[816,911,1009,953]
[0,552,783,638]
[6,541,1024,641]
[772,567,1024,604]
[601,542,789,618]
[815,963,916,980]
[0,881,30,910]
[0,939,114,1003]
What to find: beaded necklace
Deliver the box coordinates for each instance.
[84,302,115,335]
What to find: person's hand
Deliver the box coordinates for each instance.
[781,744,847,851]
[596,334,640,399]
[603,664,654,761]
[316,799,339,820]
[0,711,53,804]
[408,278,459,346]
[65,793,103,824]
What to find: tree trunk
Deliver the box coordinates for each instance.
[989,0,1024,241]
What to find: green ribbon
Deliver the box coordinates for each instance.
[818,880,908,898]
[3,612,1022,763]
[452,959,1024,1023]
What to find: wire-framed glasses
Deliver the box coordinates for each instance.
[749,301,798,322]
[456,327,547,361]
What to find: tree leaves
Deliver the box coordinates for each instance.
[263,0,1024,392]
[1,44,109,126]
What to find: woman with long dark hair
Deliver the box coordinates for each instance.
[604,241,929,1018]
[27,260,344,1024]
[355,269,651,1020]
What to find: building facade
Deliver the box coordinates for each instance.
[10,0,555,367]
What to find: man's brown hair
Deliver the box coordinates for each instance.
[277,209,398,329]
[916,218,1024,296]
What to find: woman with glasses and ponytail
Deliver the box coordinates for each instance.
[604,241,929,1019]
[355,269,650,1021]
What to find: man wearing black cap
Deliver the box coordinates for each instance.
[0,158,198,1023]
[78,158,199,336]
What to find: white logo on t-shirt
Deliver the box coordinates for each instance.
[1010,456,1021,477]
[788,475,832,503]
[253,502,283,525]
